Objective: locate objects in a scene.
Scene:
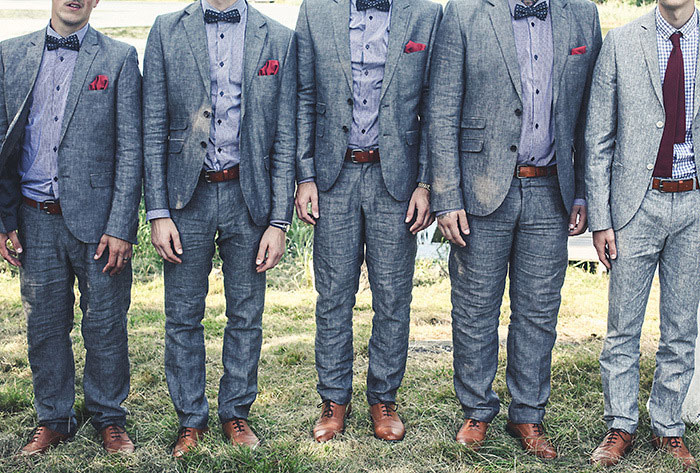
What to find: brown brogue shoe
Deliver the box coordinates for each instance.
[652,435,697,470]
[506,421,557,459]
[20,426,69,456]
[370,402,405,442]
[590,429,635,467]
[313,400,351,442]
[101,425,135,454]
[456,419,489,451]
[172,426,209,459]
[223,419,259,448]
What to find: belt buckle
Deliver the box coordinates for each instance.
[657,178,674,192]
[350,149,363,164]
[203,171,213,183]
[515,165,527,179]
[42,199,57,214]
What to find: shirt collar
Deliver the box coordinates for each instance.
[656,7,699,41]
[201,0,247,15]
[46,22,89,44]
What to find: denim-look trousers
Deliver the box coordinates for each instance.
[163,178,266,428]
[601,187,700,437]
[450,175,568,424]
[314,161,417,405]
[18,204,131,435]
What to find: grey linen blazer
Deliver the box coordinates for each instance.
[0,27,143,243]
[143,2,297,226]
[585,10,700,231]
[428,0,602,216]
[295,0,443,202]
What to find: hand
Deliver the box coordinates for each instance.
[0,230,22,267]
[406,187,434,234]
[568,204,588,236]
[437,210,470,247]
[94,234,133,276]
[256,226,285,273]
[295,181,319,225]
[151,217,182,264]
[592,228,617,270]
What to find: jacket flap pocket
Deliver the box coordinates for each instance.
[405,130,419,146]
[170,118,188,131]
[90,172,113,188]
[461,117,486,129]
[461,139,484,153]
[168,139,184,154]
[316,102,326,115]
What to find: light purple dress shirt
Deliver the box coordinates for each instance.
[19,23,89,202]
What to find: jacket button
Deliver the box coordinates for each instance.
[200,141,207,149]
[515,109,522,116]
[342,126,349,133]
[203,111,211,118]
[510,145,518,152]
[347,98,353,105]
[656,120,664,128]
[647,163,654,170]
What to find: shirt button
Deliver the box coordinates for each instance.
[364,70,368,76]
[365,44,370,50]
[218,148,222,153]
[56,85,60,91]
[203,111,211,118]
[510,145,518,152]
[361,129,366,133]
[369,15,373,20]
[531,157,535,161]
[54,177,58,182]
[220,91,224,96]
[59,56,64,61]
[656,120,664,128]
[535,123,539,129]
[54,116,59,121]
[534,54,538,60]
[53,146,57,152]
[220,34,224,39]
[363,99,367,105]
[201,141,208,149]
[647,163,654,170]
[219,61,224,67]
[531,22,535,27]
[536,89,539,94]
[217,119,222,125]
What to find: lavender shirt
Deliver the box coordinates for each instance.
[19,23,89,202]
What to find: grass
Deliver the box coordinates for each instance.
[0,245,697,472]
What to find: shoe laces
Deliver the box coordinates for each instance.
[29,426,46,443]
[667,437,683,449]
[230,419,246,433]
[106,425,126,440]
[531,424,544,436]
[379,402,397,418]
[467,419,481,429]
[605,428,627,445]
[178,427,194,439]
[318,401,335,418]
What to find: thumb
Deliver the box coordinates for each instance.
[311,191,320,219]
[9,232,22,254]
[256,239,268,265]
[94,237,107,260]
[458,212,470,235]
[607,235,617,260]
[172,230,183,255]
[405,198,417,223]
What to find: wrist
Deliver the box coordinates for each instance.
[417,182,431,192]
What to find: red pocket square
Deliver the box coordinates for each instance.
[570,45,586,55]
[404,41,426,53]
[258,60,279,76]
[89,74,109,91]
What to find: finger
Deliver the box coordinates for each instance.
[296,197,316,225]
[595,244,611,270]
[94,239,107,260]
[568,209,579,233]
[410,206,429,234]
[258,250,281,272]
[607,236,617,261]
[310,192,320,219]
[425,214,436,228]
[0,244,21,267]
[452,221,467,247]
[111,251,125,276]
[8,233,22,254]
[103,246,118,274]
[161,243,179,264]
[438,221,453,242]
[405,198,417,224]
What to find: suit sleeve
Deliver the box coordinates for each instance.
[295,0,317,182]
[428,0,465,213]
[0,44,20,235]
[584,29,617,232]
[573,3,603,202]
[269,32,298,223]
[142,17,170,214]
[416,3,443,185]
[104,46,143,243]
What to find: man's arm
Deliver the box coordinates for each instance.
[0,44,20,237]
[295,0,317,183]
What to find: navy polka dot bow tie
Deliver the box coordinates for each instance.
[356,0,390,12]
[45,34,80,52]
[513,2,548,21]
[204,8,241,24]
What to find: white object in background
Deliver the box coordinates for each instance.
[682,306,700,424]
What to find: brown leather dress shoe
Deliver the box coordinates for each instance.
[101,425,135,453]
[369,402,405,442]
[20,426,70,456]
[172,426,209,459]
[506,421,557,459]
[223,419,259,448]
[313,400,351,442]
[652,435,697,470]
[456,419,489,451]
[590,429,635,467]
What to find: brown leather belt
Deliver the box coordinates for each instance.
[345,148,380,163]
[201,165,240,183]
[514,164,558,178]
[651,177,700,192]
[23,197,62,215]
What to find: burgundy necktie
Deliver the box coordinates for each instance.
[654,32,686,178]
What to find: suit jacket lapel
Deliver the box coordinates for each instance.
[59,26,99,145]
[550,0,570,106]
[486,0,523,101]
[380,0,411,102]
[242,7,267,118]
[182,2,212,96]
[332,0,353,95]
[639,10,663,107]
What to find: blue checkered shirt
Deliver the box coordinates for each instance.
[656,7,699,180]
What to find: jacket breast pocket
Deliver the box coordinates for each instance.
[90,172,114,188]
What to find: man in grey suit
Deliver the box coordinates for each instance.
[143,0,295,456]
[295,0,442,443]
[0,0,141,456]
[586,0,700,468]
[429,0,601,457]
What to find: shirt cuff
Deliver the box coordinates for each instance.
[146,209,171,221]
[298,178,315,184]
[572,198,587,207]
[436,208,461,217]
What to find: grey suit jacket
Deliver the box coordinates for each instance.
[0,27,143,244]
[295,0,443,202]
[143,2,297,226]
[429,0,602,216]
[585,10,700,232]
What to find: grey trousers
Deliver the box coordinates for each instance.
[314,161,417,406]
[450,176,568,424]
[601,187,700,437]
[18,204,131,435]
[163,178,266,429]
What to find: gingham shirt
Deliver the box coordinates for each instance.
[656,7,698,180]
